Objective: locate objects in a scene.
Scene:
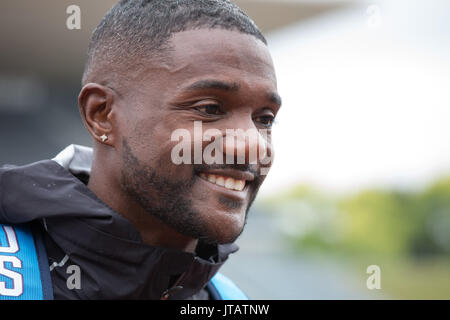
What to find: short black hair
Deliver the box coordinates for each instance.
[82,0,267,86]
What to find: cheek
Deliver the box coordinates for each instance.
[122,121,194,180]
[260,136,275,173]
[154,137,197,183]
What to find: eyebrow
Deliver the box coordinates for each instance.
[268,92,282,106]
[184,79,240,92]
[183,79,282,106]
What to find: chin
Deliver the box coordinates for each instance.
[198,208,247,245]
[201,230,243,245]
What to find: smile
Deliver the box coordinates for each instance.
[198,173,247,191]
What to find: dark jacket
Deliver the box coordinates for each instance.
[0,145,238,299]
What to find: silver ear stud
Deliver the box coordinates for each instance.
[100,134,108,142]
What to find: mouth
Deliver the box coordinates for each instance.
[197,172,246,191]
[196,169,254,192]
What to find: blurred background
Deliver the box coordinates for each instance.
[1,0,450,299]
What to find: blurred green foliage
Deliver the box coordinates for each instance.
[264,177,450,258]
[262,177,450,299]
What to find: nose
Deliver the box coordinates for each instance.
[220,124,269,165]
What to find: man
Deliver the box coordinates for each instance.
[0,0,281,300]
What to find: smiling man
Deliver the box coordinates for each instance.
[0,0,280,300]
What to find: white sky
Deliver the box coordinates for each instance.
[258,0,450,197]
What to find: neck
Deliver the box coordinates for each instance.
[87,152,198,253]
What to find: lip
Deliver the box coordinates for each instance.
[197,168,255,182]
[196,173,250,201]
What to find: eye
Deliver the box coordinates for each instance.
[254,115,275,127]
[195,104,223,115]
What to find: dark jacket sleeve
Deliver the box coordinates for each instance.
[0,164,23,224]
[0,165,12,223]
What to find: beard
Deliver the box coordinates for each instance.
[119,138,262,245]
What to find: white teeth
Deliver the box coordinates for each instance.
[234,180,245,191]
[207,175,216,183]
[216,176,225,187]
[225,178,234,189]
[198,173,246,191]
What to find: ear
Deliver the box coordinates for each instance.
[78,83,116,147]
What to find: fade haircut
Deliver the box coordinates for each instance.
[82,0,267,87]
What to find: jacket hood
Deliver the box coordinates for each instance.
[0,145,239,299]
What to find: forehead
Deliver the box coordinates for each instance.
[165,29,277,88]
